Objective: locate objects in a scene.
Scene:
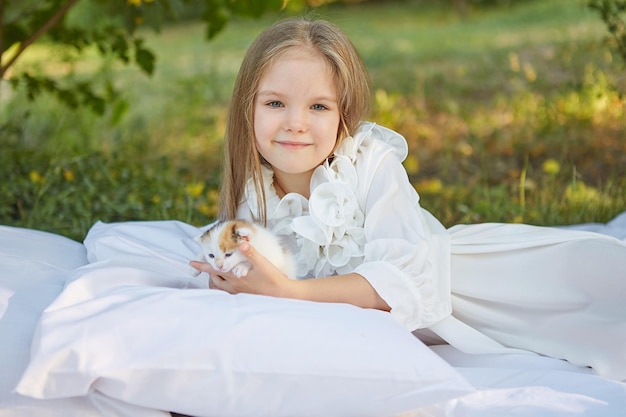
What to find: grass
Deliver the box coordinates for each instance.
[1,0,625,241]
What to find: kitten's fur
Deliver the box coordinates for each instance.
[192,220,296,279]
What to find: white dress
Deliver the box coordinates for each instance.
[236,122,626,381]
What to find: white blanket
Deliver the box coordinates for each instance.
[2,216,626,417]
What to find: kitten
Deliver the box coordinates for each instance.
[192,219,296,279]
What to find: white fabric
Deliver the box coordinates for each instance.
[3,220,626,416]
[16,264,473,417]
[415,345,626,417]
[237,122,626,380]
[558,210,626,240]
[0,226,167,417]
[2,126,625,416]
[445,223,626,380]
[83,219,205,276]
[239,122,453,330]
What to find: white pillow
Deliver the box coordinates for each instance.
[0,224,88,270]
[17,265,473,417]
[0,226,167,417]
[82,220,204,277]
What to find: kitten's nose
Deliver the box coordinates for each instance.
[216,260,223,269]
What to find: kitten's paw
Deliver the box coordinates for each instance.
[231,263,250,277]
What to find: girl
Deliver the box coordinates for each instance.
[191,17,626,381]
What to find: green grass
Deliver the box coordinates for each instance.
[1,0,625,241]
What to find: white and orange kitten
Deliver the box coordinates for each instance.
[192,219,296,279]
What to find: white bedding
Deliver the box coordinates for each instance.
[1,216,625,416]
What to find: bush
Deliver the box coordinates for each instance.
[0,122,218,240]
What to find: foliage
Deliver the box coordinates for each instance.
[588,0,626,64]
[0,0,286,115]
[1,0,625,241]
[0,127,220,237]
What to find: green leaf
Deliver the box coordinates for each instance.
[111,33,130,63]
[203,4,230,39]
[87,96,106,115]
[1,23,29,55]
[134,39,156,75]
[110,99,130,126]
[56,88,79,109]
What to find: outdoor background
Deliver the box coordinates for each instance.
[1,0,625,241]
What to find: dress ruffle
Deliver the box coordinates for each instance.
[244,122,408,278]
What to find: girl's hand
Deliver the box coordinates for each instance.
[188,261,228,290]
[190,243,297,297]
[190,244,390,311]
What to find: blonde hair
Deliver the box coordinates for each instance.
[219,17,371,223]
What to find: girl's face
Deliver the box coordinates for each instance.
[254,48,340,196]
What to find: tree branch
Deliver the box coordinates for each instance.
[0,0,81,78]
[0,0,5,73]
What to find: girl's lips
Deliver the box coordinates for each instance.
[275,141,311,150]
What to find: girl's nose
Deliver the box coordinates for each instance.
[284,108,307,132]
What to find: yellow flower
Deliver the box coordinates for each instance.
[127,0,142,5]
[542,159,560,176]
[456,142,473,156]
[523,63,537,82]
[197,189,220,218]
[63,169,75,182]
[509,52,520,72]
[185,181,205,198]
[206,188,220,202]
[29,170,44,184]
[415,178,443,194]
[151,195,161,204]
[198,202,217,218]
[512,215,524,223]
[403,155,419,174]
[565,182,600,205]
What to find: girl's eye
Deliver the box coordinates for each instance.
[267,101,283,108]
[311,103,328,111]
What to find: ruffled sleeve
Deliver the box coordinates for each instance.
[350,124,452,331]
[238,122,452,331]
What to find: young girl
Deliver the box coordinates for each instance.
[191,17,626,381]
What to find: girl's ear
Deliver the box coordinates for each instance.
[236,227,252,242]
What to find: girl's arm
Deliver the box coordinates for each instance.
[190,242,391,311]
[192,130,451,329]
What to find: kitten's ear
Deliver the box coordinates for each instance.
[193,234,203,243]
[236,227,252,242]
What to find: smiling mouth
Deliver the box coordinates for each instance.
[275,141,311,150]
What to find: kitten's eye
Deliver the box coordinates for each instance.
[208,254,215,259]
[225,252,232,258]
